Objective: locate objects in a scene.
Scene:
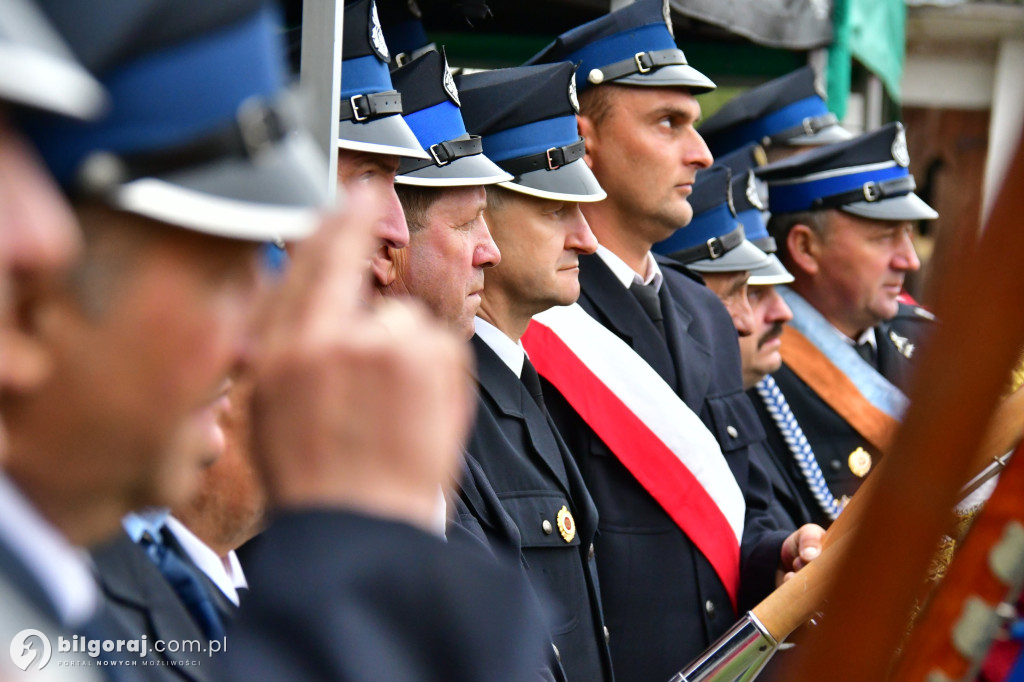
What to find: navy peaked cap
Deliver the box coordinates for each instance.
[392,49,510,186]
[0,0,106,119]
[457,63,604,201]
[526,0,714,94]
[653,165,770,271]
[757,121,938,221]
[25,0,327,242]
[337,0,426,158]
[698,67,852,157]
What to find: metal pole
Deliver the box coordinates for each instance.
[300,0,344,203]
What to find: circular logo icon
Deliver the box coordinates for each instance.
[848,447,872,478]
[369,0,391,63]
[556,506,576,543]
[10,629,52,671]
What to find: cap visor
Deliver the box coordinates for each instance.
[0,43,107,119]
[841,191,938,221]
[615,64,716,94]
[337,113,430,160]
[686,239,772,273]
[396,152,513,187]
[748,254,794,286]
[109,131,328,242]
[787,123,854,147]
[500,158,606,203]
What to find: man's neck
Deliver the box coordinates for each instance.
[789,279,869,340]
[582,201,652,277]
[477,295,532,342]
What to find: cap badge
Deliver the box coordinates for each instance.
[663,0,674,37]
[848,447,872,478]
[369,0,390,62]
[442,55,460,106]
[556,506,576,543]
[889,330,915,358]
[568,71,580,114]
[892,126,910,168]
[746,171,765,211]
[752,144,768,168]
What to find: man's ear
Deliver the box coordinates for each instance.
[370,244,398,290]
[576,114,597,170]
[786,223,821,277]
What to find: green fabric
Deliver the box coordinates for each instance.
[827,0,905,119]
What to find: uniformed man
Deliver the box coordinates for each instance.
[457,62,614,681]
[656,159,812,532]
[751,122,939,528]
[4,1,550,679]
[697,65,852,162]
[526,2,824,678]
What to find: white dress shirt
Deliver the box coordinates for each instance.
[595,244,664,292]
[474,317,526,378]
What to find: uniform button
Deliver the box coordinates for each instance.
[705,600,716,619]
[830,459,842,472]
[604,626,610,645]
[726,425,739,438]
[588,543,596,560]
[542,520,553,535]
[552,644,561,661]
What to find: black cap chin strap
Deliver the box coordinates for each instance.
[811,175,917,210]
[586,48,688,85]
[670,223,746,265]
[499,139,586,177]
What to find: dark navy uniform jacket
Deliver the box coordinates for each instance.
[752,303,929,528]
[466,334,614,682]
[541,252,789,682]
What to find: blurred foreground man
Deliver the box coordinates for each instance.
[527,2,823,678]
[458,63,614,681]
[1,1,549,680]
[752,122,939,528]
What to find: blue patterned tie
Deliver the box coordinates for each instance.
[138,528,226,640]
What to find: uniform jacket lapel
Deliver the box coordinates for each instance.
[577,253,679,391]
[657,258,715,413]
[472,335,571,495]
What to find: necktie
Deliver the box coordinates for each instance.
[520,357,547,415]
[853,341,876,369]
[629,280,665,339]
[138,528,226,640]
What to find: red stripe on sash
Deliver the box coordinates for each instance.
[523,320,740,607]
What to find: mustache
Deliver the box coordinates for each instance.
[757,322,785,349]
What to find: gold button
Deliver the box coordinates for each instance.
[726,425,739,438]
[542,519,553,535]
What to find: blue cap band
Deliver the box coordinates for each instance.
[768,163,908,213]
[340,54,395,100]
[481,115,580,163]
[710,95,827,154]
[736,208,769,242]
[28,7,284,187]
[403,100,467,149]
[568,24,676,90]
[654,202,736,255]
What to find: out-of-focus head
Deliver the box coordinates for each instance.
[698,66,852,161]
[3,0,326,543]
[760,122,936,336]
[738,283,793,390]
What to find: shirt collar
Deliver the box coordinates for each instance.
[122,508,171,543]
[164,516,248,606]
[474,317,526,378]
[595,244,664,292]
[833,324,878,350]
[0,474,99,627]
